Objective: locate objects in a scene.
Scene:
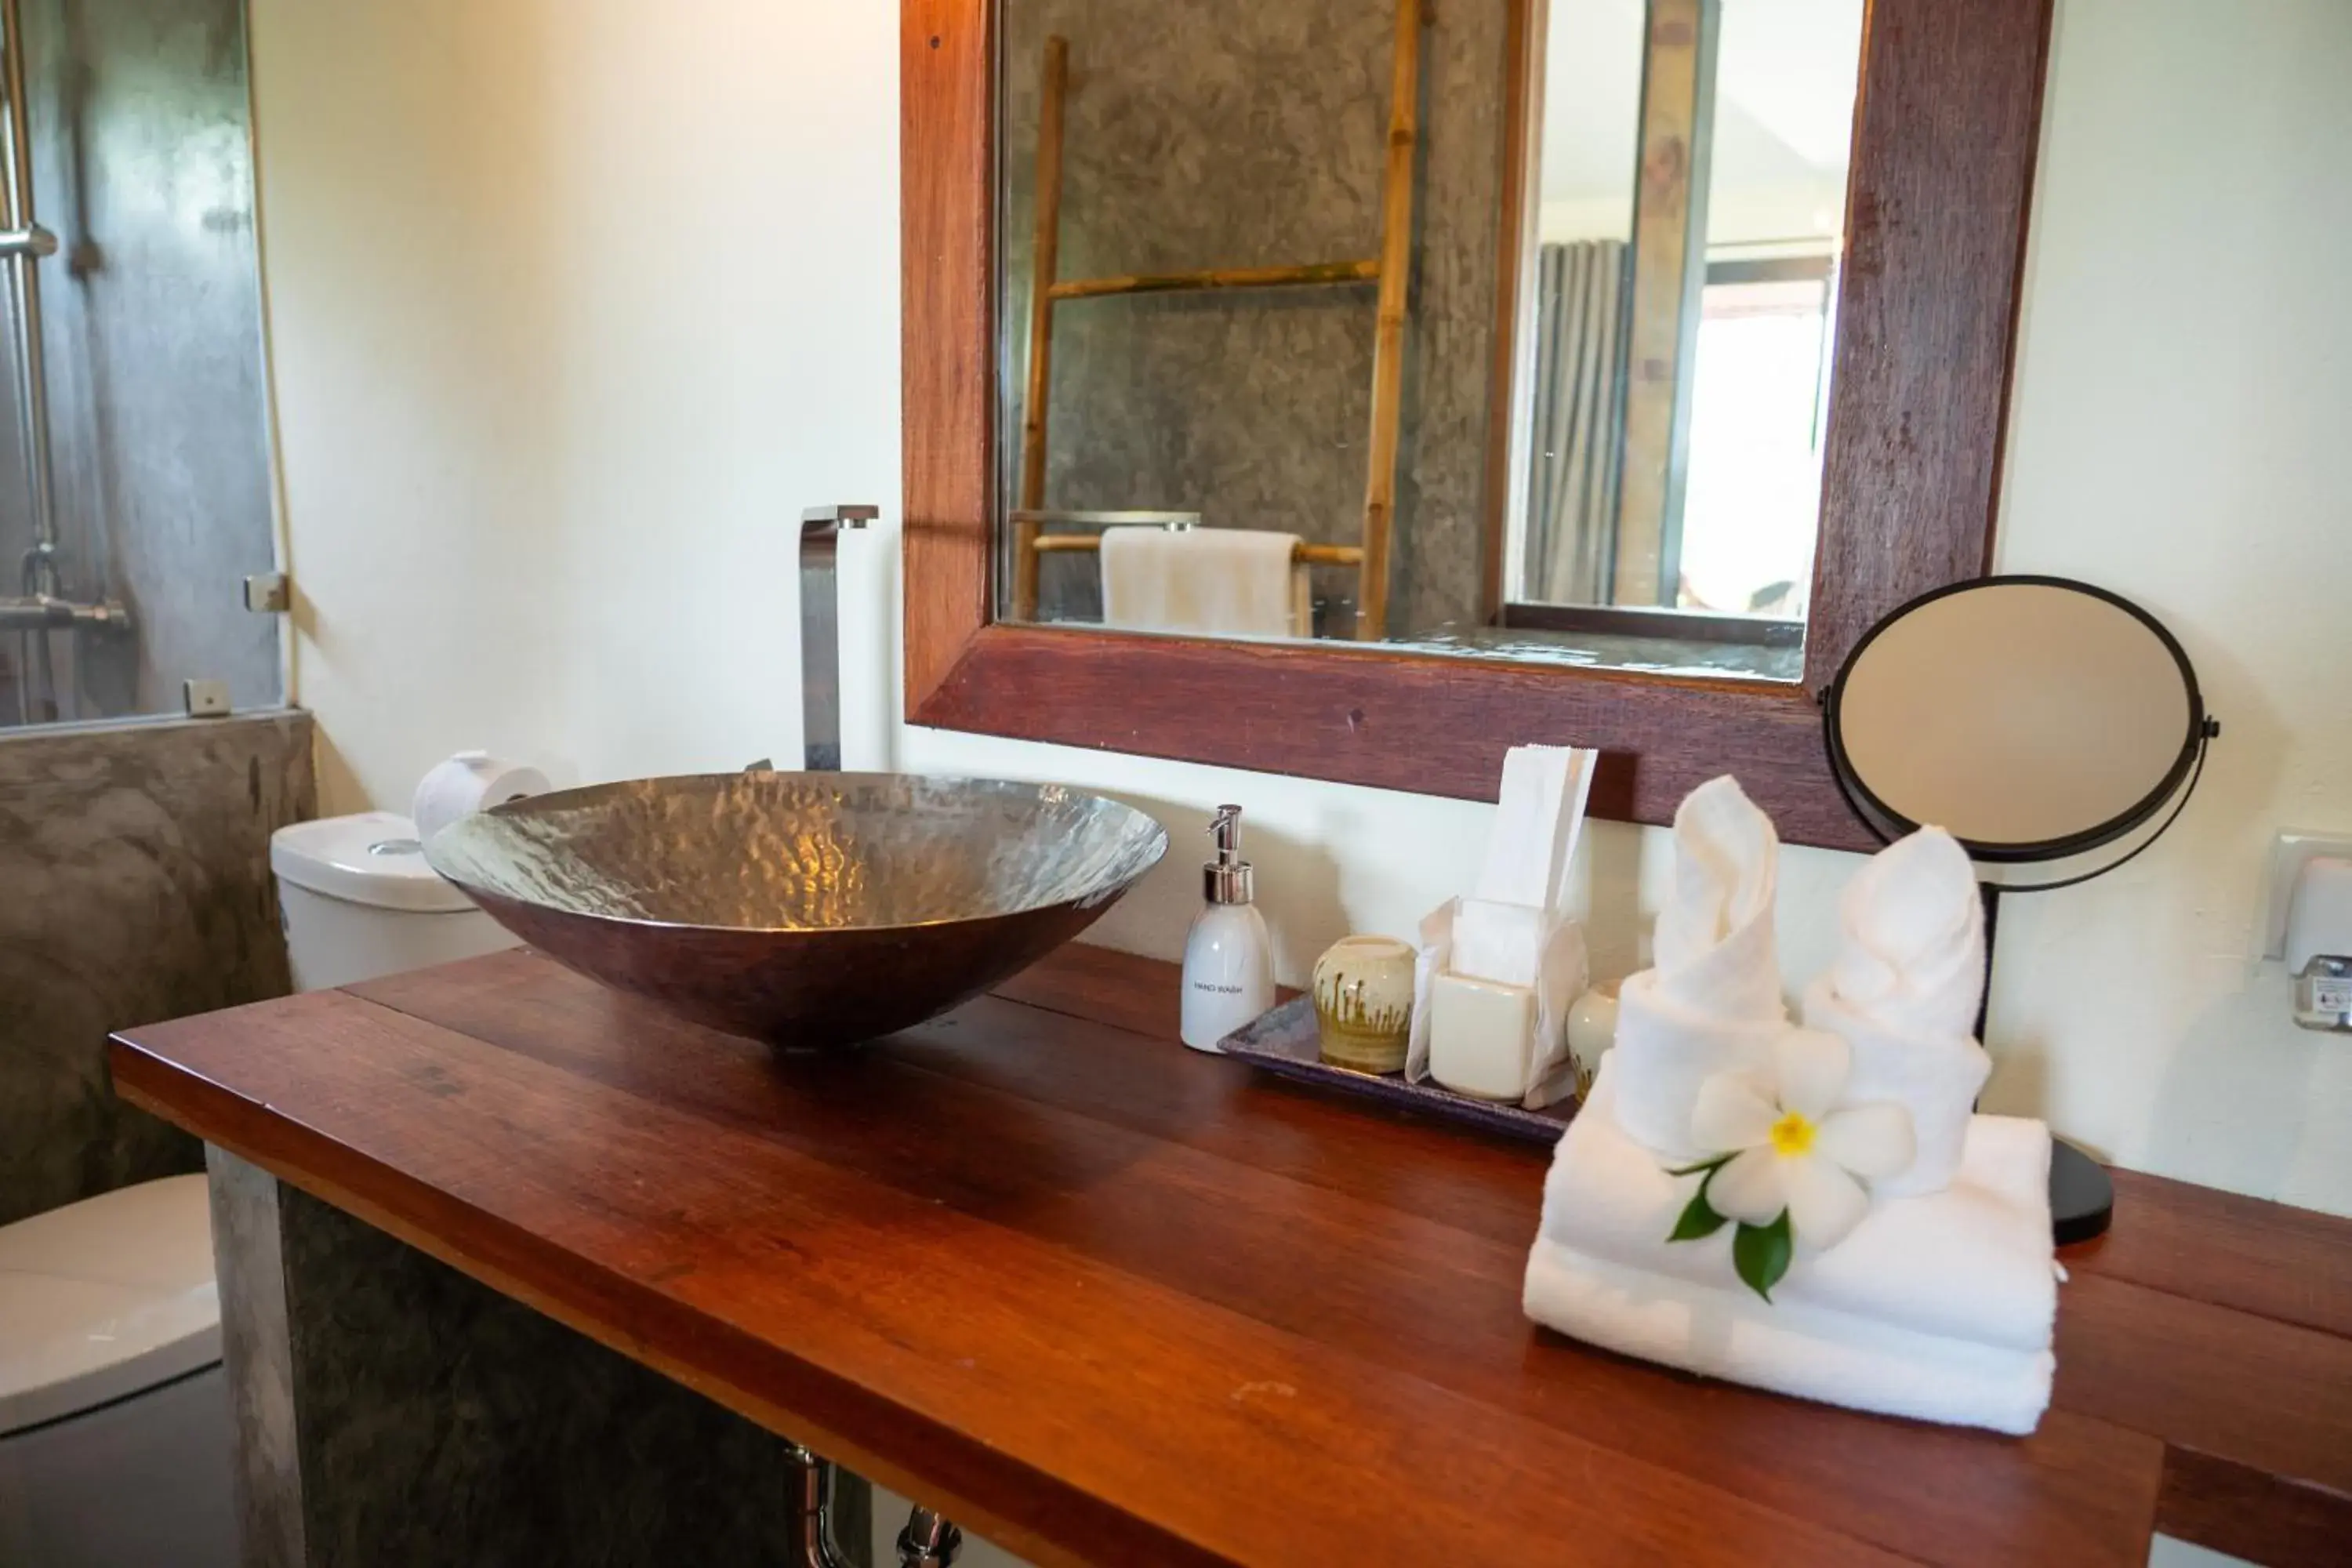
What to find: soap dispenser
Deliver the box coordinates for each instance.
[1181,805,1275,1051]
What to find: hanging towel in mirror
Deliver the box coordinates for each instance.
[1099,526,1311,639]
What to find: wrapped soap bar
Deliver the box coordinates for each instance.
[1406,897,1588,1108]
[1427,971,1540,1101]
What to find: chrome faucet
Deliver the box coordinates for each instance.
[796,504,877,771]
[782,506,964,1568]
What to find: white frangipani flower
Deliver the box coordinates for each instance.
[1690,1028,1916,1252]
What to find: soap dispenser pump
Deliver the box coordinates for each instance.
[1181,804,1275,1051]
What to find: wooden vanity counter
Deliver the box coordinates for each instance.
[112,945,2350,1567]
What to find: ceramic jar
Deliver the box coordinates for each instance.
[1565,978,1621,1098]
[1312,935,1416,1074]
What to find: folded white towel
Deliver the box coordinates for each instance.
[1824,827,1986,1040]
[1523,1061,2056,1433]
[1523,1240,2054,1435]
[1611,776,1788,1157]
[1547,1063,2056,1348]
[1801,827,1991,1196]
[1802,982,1992,1199]
[1098,526,1309,639]
[1653,775,1783,1015]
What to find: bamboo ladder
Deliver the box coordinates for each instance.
[1012,0,1425,641]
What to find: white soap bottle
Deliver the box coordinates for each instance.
[1181,804,1274,1051]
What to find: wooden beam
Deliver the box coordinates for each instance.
[1049,259,1378,301]
[1483,0,1549,621]
[1356,0,1424,641]
[1610,0,1718,608]
[1012,34,1070,623]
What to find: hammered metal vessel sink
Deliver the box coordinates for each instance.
[423,773,1168,1050]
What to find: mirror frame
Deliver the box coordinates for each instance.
[900,0,2055,851]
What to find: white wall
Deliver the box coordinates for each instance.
[252,0,2351,1223]
[251,0,902,807]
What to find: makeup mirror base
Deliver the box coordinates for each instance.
[2049,1139,2114,1245]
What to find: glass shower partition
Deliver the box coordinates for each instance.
[0,0,280,728]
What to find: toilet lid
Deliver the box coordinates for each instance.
[271,811,482,913]
[0,1175,222,1437]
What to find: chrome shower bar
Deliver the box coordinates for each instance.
[0,0,118,726]
[0,0,57,563]
[0,593,127,633]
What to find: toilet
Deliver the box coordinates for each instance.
[0,1178,237,1567]
[0,812,517,1566]
[270,810,520,990]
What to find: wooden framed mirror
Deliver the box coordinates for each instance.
[901,0,2054,851]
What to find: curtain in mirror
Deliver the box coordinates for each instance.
[1524,239,1629,607]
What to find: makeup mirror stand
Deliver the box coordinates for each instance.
[1822,575,2223,1244]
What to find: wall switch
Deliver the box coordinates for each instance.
[2262,831,2352,960]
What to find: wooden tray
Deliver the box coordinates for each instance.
[1218,996,1576,1146]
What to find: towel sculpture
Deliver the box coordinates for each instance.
[1523,776,2056,1434]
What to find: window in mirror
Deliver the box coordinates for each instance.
[992,0,1862,684]
[1508,0,1860,681]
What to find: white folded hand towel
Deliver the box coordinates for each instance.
[1612,775,1787,1157]
[1523,1240,2053,1435]
[1524,1061,2056,1433]
[1098,526,1309,639]
[1653,776,1784,1014]
[1824,827,1986,1039]
[1802,827,1992,1196]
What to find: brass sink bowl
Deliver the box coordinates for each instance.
[423,772,1168,1050]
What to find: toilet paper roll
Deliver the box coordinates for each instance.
[412,751,550,845]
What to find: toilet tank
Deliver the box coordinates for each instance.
[270,811,518,991]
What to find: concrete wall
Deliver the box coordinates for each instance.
[208,1152,815,1566]
[0,708,311,1225]
[249,0,2351,1228]
[1000,0,1508,636]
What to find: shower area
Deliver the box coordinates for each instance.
[0,0,278,723]
[0,0,307,1231]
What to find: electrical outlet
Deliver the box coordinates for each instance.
[2262,831,2352,960]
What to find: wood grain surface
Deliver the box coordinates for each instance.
[899,0,2056,851]
[112,945,2349,1567]
[914,620,1875,848]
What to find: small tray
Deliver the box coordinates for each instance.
[1218,996,1576,1147]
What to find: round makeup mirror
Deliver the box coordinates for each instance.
[1822,575,2220,1243]
[1824,577,2209,863]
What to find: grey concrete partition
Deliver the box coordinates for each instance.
[207,1151,871,1567]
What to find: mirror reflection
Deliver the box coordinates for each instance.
[995,0,1862,681]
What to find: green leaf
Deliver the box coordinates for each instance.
[1668,1185,1729,1241]
[1733,1212,1794,1302]
[1664,1157,1733,1243]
